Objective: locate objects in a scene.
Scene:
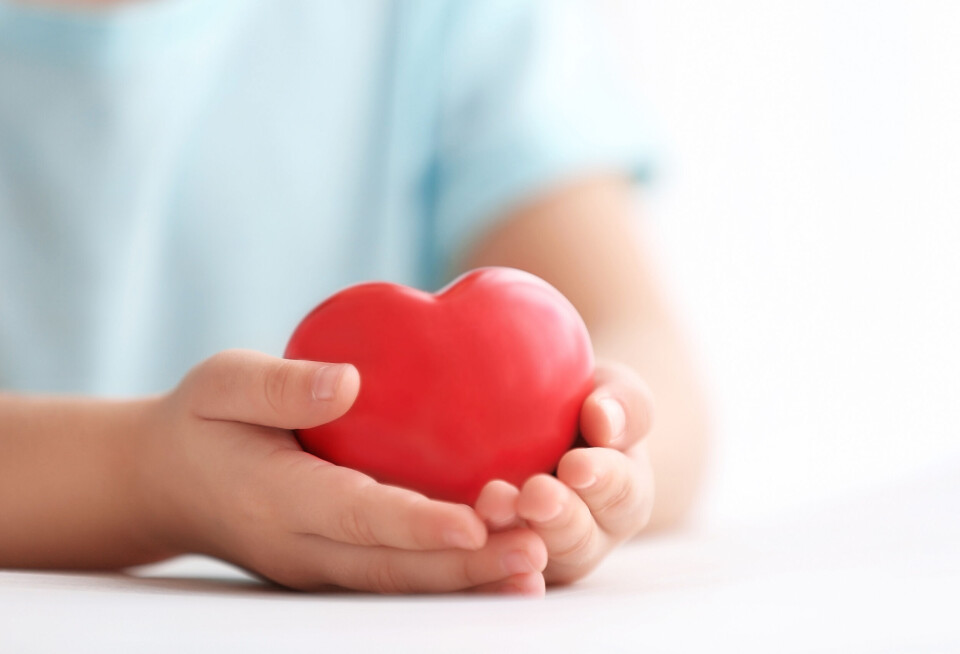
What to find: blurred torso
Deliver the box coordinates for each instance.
[0,1,442,394]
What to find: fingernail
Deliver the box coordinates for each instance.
[599,396,626,444]
[568,474,596,490]
[501,551,534,575]
[533,501,563,523]
[312,364,346,401]
[445,529,479,550]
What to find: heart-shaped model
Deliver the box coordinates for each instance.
[285,267,594,505]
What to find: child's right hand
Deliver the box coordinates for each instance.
[136,349,547,595]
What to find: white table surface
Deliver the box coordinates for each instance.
[2,460,958,654]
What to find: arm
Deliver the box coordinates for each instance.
[460,175,710,530]
[0,394,171,569]
[0,353,549,595]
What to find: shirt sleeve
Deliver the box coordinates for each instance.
[429,0,659,277]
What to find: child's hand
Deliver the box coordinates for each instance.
[474,360,655,585]
[138,350,547,594]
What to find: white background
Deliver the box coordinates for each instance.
[600,0,960,522]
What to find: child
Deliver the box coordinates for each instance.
[0,0,708,595]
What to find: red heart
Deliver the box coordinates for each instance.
[285,267,594,505]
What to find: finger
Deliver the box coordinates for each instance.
[557,446,654,539]
[579,361,654,451]
[516,474,605,581]
[471,572,546,597]
[279,529,548,594]
[180,349,360,429]
[474,480,521,531]
[270,451,487,550]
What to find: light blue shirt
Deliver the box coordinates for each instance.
[0,0,655,395]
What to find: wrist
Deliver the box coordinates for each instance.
[127,394,193,560]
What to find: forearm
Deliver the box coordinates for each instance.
[0,394,172,569]
[460,175,711,530]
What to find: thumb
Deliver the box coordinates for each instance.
[178,349,360,429]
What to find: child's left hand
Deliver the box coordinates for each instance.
[474,360,655,586]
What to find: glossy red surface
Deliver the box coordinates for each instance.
[285,267,595,505]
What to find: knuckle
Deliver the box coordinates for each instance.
[338,505,379,546]
[401,494,439,548]
[597,363,654,428]
[204,349,247,380]
[263,362,294,415]
[365,559,411,594]
[176,360,214,411]
[594,474,636,520]
[337,483,380,546]
[551,525,595,564]
[177,350,248,415]
[458,551,482,588]
[551,501,579,532]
